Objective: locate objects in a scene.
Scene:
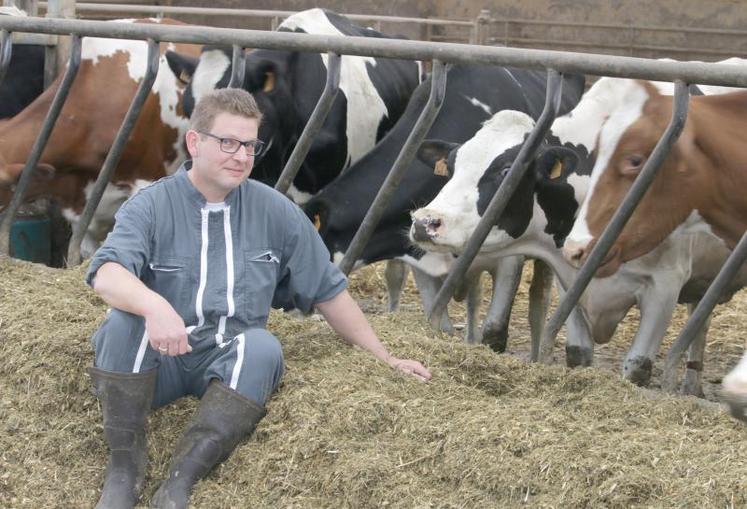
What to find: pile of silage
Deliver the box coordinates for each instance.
[1,257,745,509]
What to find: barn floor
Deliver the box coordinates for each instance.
[0,257,745,508]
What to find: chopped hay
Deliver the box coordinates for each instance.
[1,258,745,508]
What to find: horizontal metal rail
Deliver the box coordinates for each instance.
[338,60,448,276]
[537,81,691,363]
[0,34,82,256]
[66,38,160,266]
[1,17,747,87]
[38,3,475,27]
[427,69,565,334]
[274,52,341,196]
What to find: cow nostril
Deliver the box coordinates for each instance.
[430,218,442,229]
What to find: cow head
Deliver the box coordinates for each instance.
[0,162,56,210]
[563,81,703,277]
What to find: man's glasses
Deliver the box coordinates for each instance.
[198,131,266,156]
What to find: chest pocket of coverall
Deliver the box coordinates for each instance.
[244,248,280,319]
[147,257,192,308]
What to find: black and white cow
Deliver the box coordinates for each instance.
[303,64,585,350]
[0,7,45,118]
[410,75,747,394]
[166,8,421,203]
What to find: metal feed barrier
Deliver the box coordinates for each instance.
[0,16,745,388]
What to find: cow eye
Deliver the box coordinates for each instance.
[621,154,646,175]
[500,166,512,178]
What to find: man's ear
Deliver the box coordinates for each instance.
[186,129,200,158]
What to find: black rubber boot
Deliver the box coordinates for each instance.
[89,367,157,509]
[150,380,266,509]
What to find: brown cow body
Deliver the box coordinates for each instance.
[0,19,200,256]
[564,81,747,422]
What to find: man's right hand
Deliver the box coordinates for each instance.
[144,299,192,356]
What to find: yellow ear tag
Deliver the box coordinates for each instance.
[263,71,275,93]
[313,213,321,231]
[549,160,563,179]
[434,158,449,177]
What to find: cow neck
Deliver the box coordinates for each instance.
[686,98,747,247]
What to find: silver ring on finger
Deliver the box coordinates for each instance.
[158,345,168,353]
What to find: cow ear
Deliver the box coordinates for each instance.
[245,59,279,93]
[535,147,580,180]
[417,140,459,174]
[165,51,198,85]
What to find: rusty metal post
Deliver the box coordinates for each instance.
[427,69,564,332]
[274,52,341,196]
[66,38,160,266]
[44,0,74,89]
[338,60,448,276]
[536,81,691,363]
[0,34,81,256]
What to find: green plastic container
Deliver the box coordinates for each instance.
[10,216,52,265]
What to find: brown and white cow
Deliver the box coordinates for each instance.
[0,19,200,257]
[563,81,747,421]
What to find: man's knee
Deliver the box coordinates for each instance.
[92,310,150,372]
[244,329,284,375]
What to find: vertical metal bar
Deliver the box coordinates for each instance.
[537,80,691,363]
[66,38,160,266]
[0,29,12,85]
[274,52,341,195]
[661,230,747,391]
[337,59,448,276]
[427,69,564,331]
[0,34,81,256]
[228,44,245,88]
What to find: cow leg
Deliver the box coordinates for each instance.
[681,302,708,397]
[481,256,524,353]
[623,289,679,386]
[722,350,747,423]
[463,272,483,345]
[553,285,594,367]
[528,259,553,361]
[411,266,455,335]
[384,259,408,312]
[562,306,595,367]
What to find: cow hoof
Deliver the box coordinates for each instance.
[481,325,508,353]
[623,357,653,386]
[721,390,747,423]
[681,370,704,398]
[565,345,593,368]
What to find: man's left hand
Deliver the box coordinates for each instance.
[388,357,432,382]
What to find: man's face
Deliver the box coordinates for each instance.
[186,112,260,202]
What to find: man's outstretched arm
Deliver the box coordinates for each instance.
[314,289,432,381]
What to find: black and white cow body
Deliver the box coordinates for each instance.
[169,8,421,203]
[303,65,584,349]
[305,65,585,271]
[411,76,747,393]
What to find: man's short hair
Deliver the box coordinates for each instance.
[189,88,263,132]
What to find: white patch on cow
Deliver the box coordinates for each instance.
[566,82,650,248]
[189,49,231,107]
[464,95,493,116]
[411,110,535,252]
[286,184,314,205]
[281,8,389,168]
[62,181,134,258]
[723,352,747,395]
[0,6,26,16]
[398,252,453,277]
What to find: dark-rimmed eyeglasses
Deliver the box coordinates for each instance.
[198,131,266,156]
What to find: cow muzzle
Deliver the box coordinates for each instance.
[410,213,444,243]
[562,239,589,268]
